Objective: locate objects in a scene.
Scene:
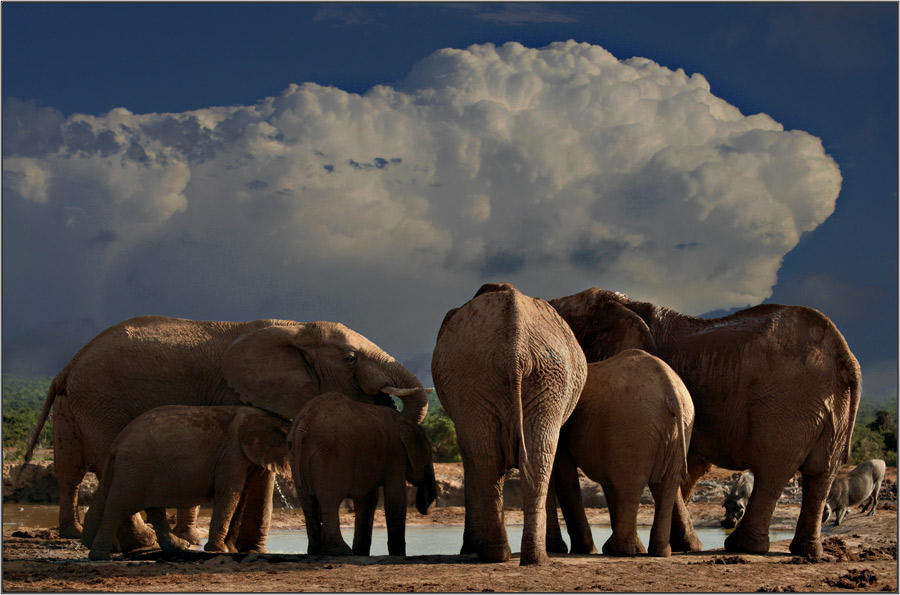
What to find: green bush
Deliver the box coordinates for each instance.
[850,408,897,467]
[421,404,461,463]
[2,375,54,457]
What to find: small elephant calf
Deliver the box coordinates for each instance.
[547,349,694,557]
[722,471,754,529]
[288,392,437,556]
[82,405,291,560]
[823,459,886,526]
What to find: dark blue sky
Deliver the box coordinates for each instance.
[3,2,897,404]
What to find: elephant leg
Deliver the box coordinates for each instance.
[207,488,243,553]
[384,480,409,557]
[456,420,510,562]
[352,489,379,556]
[669,455,707,552]
[115,514,159,553]
[545,468,568,554]
[725,471,790,555]
[601,481,644,556]
[647,481,678,557]
[146,508,191,558]
[788,471,833,558]
[88,505,128,561]
[233,470,274,553]
[172,506,203,546]
[299,486,324,555]
[518,419,563,566]
[319,492,353,556]
[553,449,596,554]
[52,413,88,539]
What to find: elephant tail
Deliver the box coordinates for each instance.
[508,362,529,477]
[841,354,863,464]
[21,373,62,469]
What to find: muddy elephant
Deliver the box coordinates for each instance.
[546,350,694,557]
[432,282,587,565]
[82,405,291,560]
[823,459,885,526]
[288,392,437,556]
[549,288,861,558]
[23,315,430,551]
[722,471,754,529]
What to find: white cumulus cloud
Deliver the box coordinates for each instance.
[2,40,842,377]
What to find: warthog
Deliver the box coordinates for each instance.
[722,471,754,529]
[822,459,886,526]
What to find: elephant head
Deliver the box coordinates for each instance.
[237,410,293,478]
[397,417,437,515]
[549,287,656,361]
[222,321,429,422]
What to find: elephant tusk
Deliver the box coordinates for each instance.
[381,386,432,397]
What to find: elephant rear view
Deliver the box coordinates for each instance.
[431,282,587,566]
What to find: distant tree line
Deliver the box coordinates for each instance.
[1,376,893,467]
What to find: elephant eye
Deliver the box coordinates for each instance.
[344,352,358,365]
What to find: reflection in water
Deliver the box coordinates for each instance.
[3,504,794,556]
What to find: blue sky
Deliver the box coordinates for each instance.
[3,2,897,406]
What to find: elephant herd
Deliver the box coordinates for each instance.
[23,281,862,566]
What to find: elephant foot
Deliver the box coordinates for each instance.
[159,533,192,558]
[59,520,84,540]
[649,543,672,558]
[324,541,354,556]
[569,541,599,555]
[89,544,114,561]
[788,537,822,560]
[546,534,568,554]
[172,525,203,546]
[520,548,551,566]
[118,526,158,553]
[602,534,645,557]
[204,539,237,554]
[478,541,512,563]
[723,528,769,555]
[671,531,703,553]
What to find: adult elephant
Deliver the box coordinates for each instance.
[548,288,861,559]
[23,315,430,550]
[432,282,587,565]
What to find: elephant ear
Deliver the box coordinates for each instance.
[239,412,293,478]
[222,324,320,419]
[588,301,656,361]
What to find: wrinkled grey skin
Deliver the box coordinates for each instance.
[722,471,755,529]
[23,316,429,552]
[81,406,292,561]
[432,282,588,566]
[288,392,437,557]
[823,459,886,526]
[546,350,694,557]
[549,288,861,559]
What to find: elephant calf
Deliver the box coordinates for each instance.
[722,471,754,529]
[823,459,886,526]
[82,405,291,560]
[288,392,437,556]
[548,349,694,557]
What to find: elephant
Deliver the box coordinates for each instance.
[432,282,587,566]
[546,350,694,557]
[722,471,754,529]
[548,287,862,558]
[288,392,437,556]
[81,405,291,561]
[22,315,430,551]
[822,459,885,526]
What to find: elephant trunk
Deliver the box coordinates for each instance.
[416,464,437,515]
[380,362,430,424]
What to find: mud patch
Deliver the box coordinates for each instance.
[824,568,878,589]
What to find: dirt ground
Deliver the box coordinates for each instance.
[2,467,898,592]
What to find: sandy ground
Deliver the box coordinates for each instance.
[2,496,897,593]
